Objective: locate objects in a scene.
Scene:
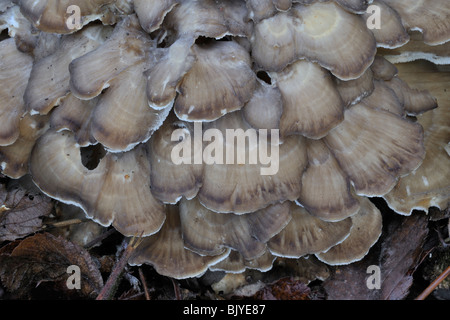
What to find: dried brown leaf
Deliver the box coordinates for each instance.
[0,179,53,241]
[253,277,311,300]
[0,232,103,298]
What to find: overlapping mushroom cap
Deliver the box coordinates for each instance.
[0,0,449,280]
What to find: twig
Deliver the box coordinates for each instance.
[44,218,85,229]
[415,265,450,300]
[84,227,117,249]
[138,267,151,300]
[96,235,143,300]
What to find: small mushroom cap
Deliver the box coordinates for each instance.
[29,130,166,236]
[148,115,203,203]
[298,139,360,221]
[134,0,178,33]
[251,1,377,80]
[382,0,450,45]
[268,202,352,258]
[90,62,171,152]
[198,111,307,214]
[49,93,97,147]
[129,205,230,279]
[146,36,196,110]
[24,25,110,115]
[385,76,437,115]
[361,80,404,116]
[242,78,283,131]
[370,55,398,81]
[180,197,291,260]
[362,0,409,49]
[334,67,374,107]
[164,0,252,39]
[174,40,256,122]
[209,249,276,273]
[16,0,115,34]
[0,113,49,178]
[69,15,151,100]
[325,103,425,196]
[245,0,277,23]
[316,197,382,265]
[0,5,37,53]
[0,38,33,146]
[334,0,369,13]
[271,59,344,138]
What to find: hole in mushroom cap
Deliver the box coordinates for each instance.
[256,71,272,85]
[80,144,106,170]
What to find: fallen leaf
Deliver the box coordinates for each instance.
[0,232,103,298]
[0,177,53,241]
[253,277,311,300]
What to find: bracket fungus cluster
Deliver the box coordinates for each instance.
[0,0,449,281]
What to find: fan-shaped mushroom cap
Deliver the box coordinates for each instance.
[0,5,37,53]
[334,67,374,107]
[316,197,382,265]
[129,205,230,279]
[164,0,252,39]
[69,15,151,100]
[24,25,110,115]
[146,36,196,110]
[242,78,283,131]
[298,139,360,221]
[268,202,352,258]
[180,197,291,260]
[0,113,49,178]
[90,61,171,152]
[251,1,376,80]
[197,111,307,213]
[362,0,409,49]
[324,103,425,196]
[148,115,203,204]
[370,55,398,81]
[15,0,115,34]
[361,80,404,116]
[385,76,437,115]
[173,40,256,122]
[209,249,276,273]
[134,0,178,33]
[0,37,33,146]
[29,130,166,237]
[49,93,97,147]
[271,59,344,138]
[382,0,450,45]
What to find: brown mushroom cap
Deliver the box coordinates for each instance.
[0,113,49,178]
[148,115,203,204]
[69,15,151,100]
[15,0,115,34]
[134,0,178,33]
[382,0,450,45]
[49,93,97,147]
[129,205,230,279]
[251,1,377,80]
[0,37,33,146]
[370,55,398,81]
[298,139,360,221]
[324,103,425,196]
[90,61,171,152]
[29,129,166,236]
[173,40,256,122]
[180,197,291,260]
[316,197,382,265]
[267,202,352,258]
[334,67,374,107]
[197,110,307,214]
[146,36,196,110]
[361,79,404,116]
[0,5,37,53]
[334,0,369,13]
[271,59,344,138]
[361,0,409,49]
[24,25,110,115]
